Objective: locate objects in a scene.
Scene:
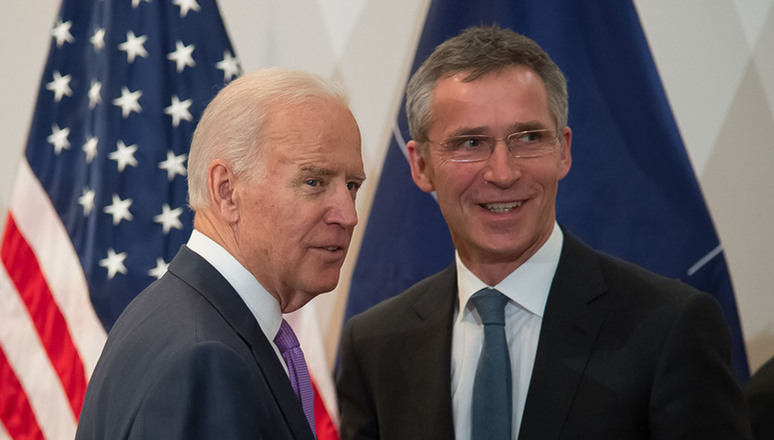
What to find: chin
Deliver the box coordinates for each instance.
[307,277,340,297]
[316,281,339,295]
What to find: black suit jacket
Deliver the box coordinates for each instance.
[337,231,752,439]
[76,246,315,439]
[744,355,774,440]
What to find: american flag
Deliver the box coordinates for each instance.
[0,0,242,437]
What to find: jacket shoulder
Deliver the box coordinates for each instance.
[562,230,708,305]
[345,265,456,331]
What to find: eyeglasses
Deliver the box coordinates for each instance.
[430,129,560,163]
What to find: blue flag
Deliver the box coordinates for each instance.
[0,0,240,437]
[345,0,749,381]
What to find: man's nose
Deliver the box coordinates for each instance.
[324,183,358,227]
[482,140,521,187]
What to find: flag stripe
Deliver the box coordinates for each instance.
[1,215,86,418]
[1,161,99,439]
[0,254,77,439]
[1,1,347,437]
[312,377,339,440]
[0,346,44,440]
[9,160,107,378]
[0,417,12,440]
[687,244,723,276]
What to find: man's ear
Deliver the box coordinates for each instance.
[207,160,240,223]
[557,126,572,180]
[407,140,435,193]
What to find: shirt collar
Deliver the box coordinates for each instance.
[186,229,283,340]
[456,222,564,319]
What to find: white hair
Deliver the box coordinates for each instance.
[187,67,350,209]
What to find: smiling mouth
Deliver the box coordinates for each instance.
[481,202,522,213]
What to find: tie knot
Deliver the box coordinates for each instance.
[273,319,300,354]
[470,288,508,325]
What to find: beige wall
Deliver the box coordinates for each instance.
[1,0,772,374]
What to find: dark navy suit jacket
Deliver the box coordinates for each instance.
[337,231,752,439]
[76,245,315,439]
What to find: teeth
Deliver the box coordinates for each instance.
[325,247,338,252]
[483,202,521,213]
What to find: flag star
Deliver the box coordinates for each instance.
[103,194,134,226]
[47,124,71,155]
[131,0,152,8]
[119,31,148,63]
[112,86,142,118]
[173,0,201,17]
[216,50,241,82]
[90,28,106,50]
[83,136,99,163]
[164,95,193,127]
[46,71,73,102]
[167,41,196,73]
[99,248,128,280]
[51,19,74,47]
[77,187,96,216]
[109,140,138,172]
[154,203,184,234]
[88,80,102,109]
[148,257,169,280]
[158,150,187,180]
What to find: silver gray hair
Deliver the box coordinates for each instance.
[406,25,568,153]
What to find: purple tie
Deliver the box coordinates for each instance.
[274,319,316,433]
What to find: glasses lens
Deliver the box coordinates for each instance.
[442,135,493,162]
[437,129,558,162]
[508,130,557,158]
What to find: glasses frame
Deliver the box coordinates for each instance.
[430,128,561,163]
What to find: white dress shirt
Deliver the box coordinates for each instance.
[451,222,563,440]
[186,230,288,372]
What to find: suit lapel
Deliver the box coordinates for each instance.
[168,246,315,440]
[518,232,608,440]
[400,265,457,438]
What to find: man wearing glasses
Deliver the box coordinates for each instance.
[337,25,751,439]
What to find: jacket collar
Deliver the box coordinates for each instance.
[168,246,316,439]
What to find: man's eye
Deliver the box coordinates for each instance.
[451,136,487,150]
[346,182,360,191]
[517,131,545,143]
[305,179,320,187]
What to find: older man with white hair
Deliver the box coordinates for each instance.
[77,67,365,439]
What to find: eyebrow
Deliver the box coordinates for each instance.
[447,121,549,138]
[447,126,489,137]
[300,164,335,177]
[300,164,366,182]
[507,121,550,132]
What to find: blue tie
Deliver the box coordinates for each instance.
[470,288,512,440]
